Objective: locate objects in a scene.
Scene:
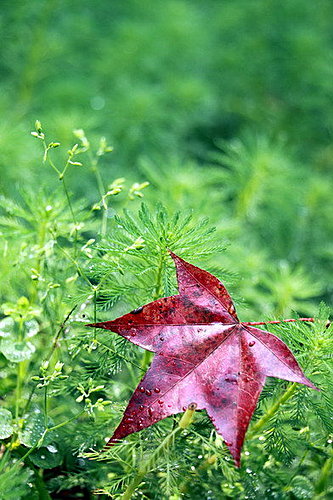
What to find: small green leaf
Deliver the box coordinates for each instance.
[19,407,55,447]
[25,319,39,338]
[48,142,60,149]
[0,317,14,338]
[290,476,315,499]
[19,408,45,447]
[29,443,63,469]
[0,339,35,362]
[0,408,14,439]
[68,160,82,166]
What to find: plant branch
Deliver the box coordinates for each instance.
[121,404,197,500]
[94,339,145,372]
[243,318,314,326]
[9,410,86,473]
[141,250,167,371]
[248,382,298,437]
[24,306,77,415]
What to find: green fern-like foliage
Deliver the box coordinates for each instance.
[88,203,225,310]
[0,125,332,499]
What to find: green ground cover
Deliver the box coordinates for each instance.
[0,1,332,498]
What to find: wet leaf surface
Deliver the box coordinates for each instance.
[0,338,35,362]
[19,407,56,448]
[88,252,317,466]
[0,408,14,439]
[29,443,63,469]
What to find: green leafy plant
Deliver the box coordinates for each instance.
[1,4,333,496]
[0,123,332,499]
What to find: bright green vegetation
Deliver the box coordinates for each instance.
[0,1,332,498]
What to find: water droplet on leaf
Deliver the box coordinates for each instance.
[46,445,58,454]
[131,307,143,314]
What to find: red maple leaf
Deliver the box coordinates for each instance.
[87,252,317,466]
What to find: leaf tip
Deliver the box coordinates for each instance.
[229,448,241,468]
[167,248,177,258]
[86,322,105,329]
[168,249,183,263]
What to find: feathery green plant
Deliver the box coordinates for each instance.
[0,124,332,499]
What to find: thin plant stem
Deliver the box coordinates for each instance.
[314,456,333,494]
[9,410,86,473]
[88,151,109,236]
[141,250,166,371]
[43,142,61,176]
[243,318,314,326]
[61,176,76,223]
[44,385,48,427]
[47,409,86,432]
[61,177,78,254]
[153,250,166,301]
[94,339,144,372]
[121,428,181,500]
[46,305,77,360]
[24,306,77,415]
[141,349,153,372]
[87,149,104,198]
[54,239,91,285]
[93,287,97,340]
[127,362,140,388]
[43,141,79,253]
[42,135,61,177]
[121,405,196,500]
[248,382,298,437]
[101,208,108,238]
[15,319,25,420]
[90,157,105,198]
[248,337,317,438]
[12,442,42,470]
[23,383,38,415]
[15,362,24,420]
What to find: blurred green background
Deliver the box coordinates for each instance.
[1,0,333,316]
